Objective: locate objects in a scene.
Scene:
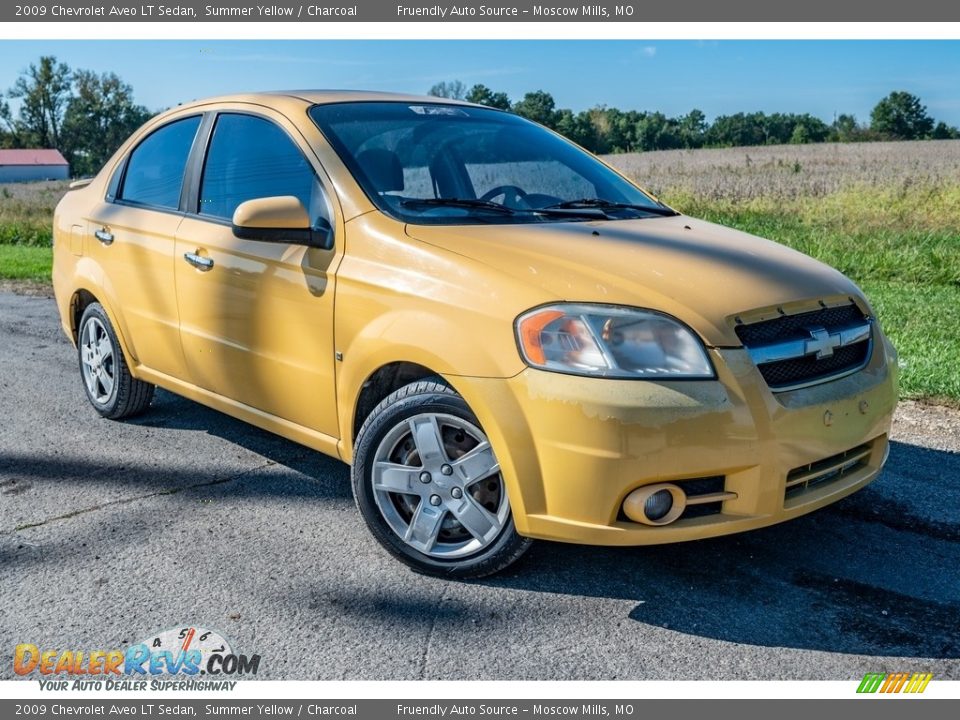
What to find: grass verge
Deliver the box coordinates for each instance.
[0,244,53,282]
[860,280,960,402]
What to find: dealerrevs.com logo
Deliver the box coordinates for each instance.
[14,626,261,691]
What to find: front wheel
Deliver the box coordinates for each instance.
[352,378,532,578]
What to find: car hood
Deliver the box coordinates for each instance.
[405,214,863,347]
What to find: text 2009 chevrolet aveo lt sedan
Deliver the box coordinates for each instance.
[53,91,898,577]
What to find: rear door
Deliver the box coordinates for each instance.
[83,115,202,380]
[174,108,342,437]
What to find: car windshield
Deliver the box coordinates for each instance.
[309,101,672,225]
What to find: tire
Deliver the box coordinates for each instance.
[77,302,155,420]
[352,377,532,578]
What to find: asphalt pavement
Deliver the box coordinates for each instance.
[1,292,958,680]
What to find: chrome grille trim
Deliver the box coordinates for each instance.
[747,320,873,366]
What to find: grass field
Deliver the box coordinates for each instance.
[1,140,958,401]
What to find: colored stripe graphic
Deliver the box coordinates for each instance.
[857,672,932,694]
[857,673,886,693]
[910,673,933,693]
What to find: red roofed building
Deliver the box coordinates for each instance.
[0,149,69,183]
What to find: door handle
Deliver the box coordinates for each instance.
[183,251,214,272]
[94,229,114,245]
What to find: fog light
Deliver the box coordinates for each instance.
[623,483,686,526]
[644,489,673,522]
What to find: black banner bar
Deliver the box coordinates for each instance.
[4,0,959,22]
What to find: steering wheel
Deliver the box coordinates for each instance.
[479,185,529,208]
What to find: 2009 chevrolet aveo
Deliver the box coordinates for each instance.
[53,91,898,577]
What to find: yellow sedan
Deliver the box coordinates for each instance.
[52,92,897,577]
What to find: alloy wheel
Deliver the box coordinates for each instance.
[80,317,115,404]
[371,413,509,558]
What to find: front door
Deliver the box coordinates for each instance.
[174,111,341,437]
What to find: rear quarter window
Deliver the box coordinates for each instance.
[119,116,201,210]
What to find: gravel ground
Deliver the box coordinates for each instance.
[892,400,960,453]
[1,292,958,681]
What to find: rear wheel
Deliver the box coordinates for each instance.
[352,378,532,578]
[78,303,154,419]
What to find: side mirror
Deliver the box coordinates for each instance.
[231,196,334,250]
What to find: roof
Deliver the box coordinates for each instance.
[174,89,474,113]
[271,90,467,105]
[0,149,69,167]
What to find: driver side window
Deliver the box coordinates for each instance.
[199,113,331,226]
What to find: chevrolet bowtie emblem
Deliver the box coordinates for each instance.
[805,326,842,359]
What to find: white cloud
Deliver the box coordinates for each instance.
[642,46,657,57]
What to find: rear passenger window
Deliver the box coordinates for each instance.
[119,116,201,210]
[199,114,320,221]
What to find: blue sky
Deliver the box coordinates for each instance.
[1,40,959,125]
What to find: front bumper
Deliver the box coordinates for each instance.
[451,332,898,546]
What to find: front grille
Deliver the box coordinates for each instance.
[758,343,869,388]
[735,303,872,391]
[736,304,864,346]
[785,443,872,500]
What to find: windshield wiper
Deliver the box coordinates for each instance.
[543,199,679,217]
[399,196,652,222]
[401,198,516,214]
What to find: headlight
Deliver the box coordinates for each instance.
[515,304,714,379]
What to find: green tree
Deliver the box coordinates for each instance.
[512,90,558,128]
[707,112,766,147]
[6,55,72,150]
[790,124,810,144]
[465,84,510,110]
[790,114,830,144]
[0,98,15,147]
[831,113,860,142]
[553,108,596,149]
[678,109,707,148]
[427,80,466,100]
[870,91,934,140]
[62,70,152,177]
[0,97,11,130]
[931,121,960,140]
[601,108,646,153]
[763,113,794,144]
[635,112,681,151]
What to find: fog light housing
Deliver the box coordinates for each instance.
[623,483,687,526]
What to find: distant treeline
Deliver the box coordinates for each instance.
[1,57,152,177]
[2,56,958,181]
[430,80,960,153]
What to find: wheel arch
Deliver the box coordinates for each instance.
[335,303,526,462]
[68,284,140,373]
[347,361,441,455]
